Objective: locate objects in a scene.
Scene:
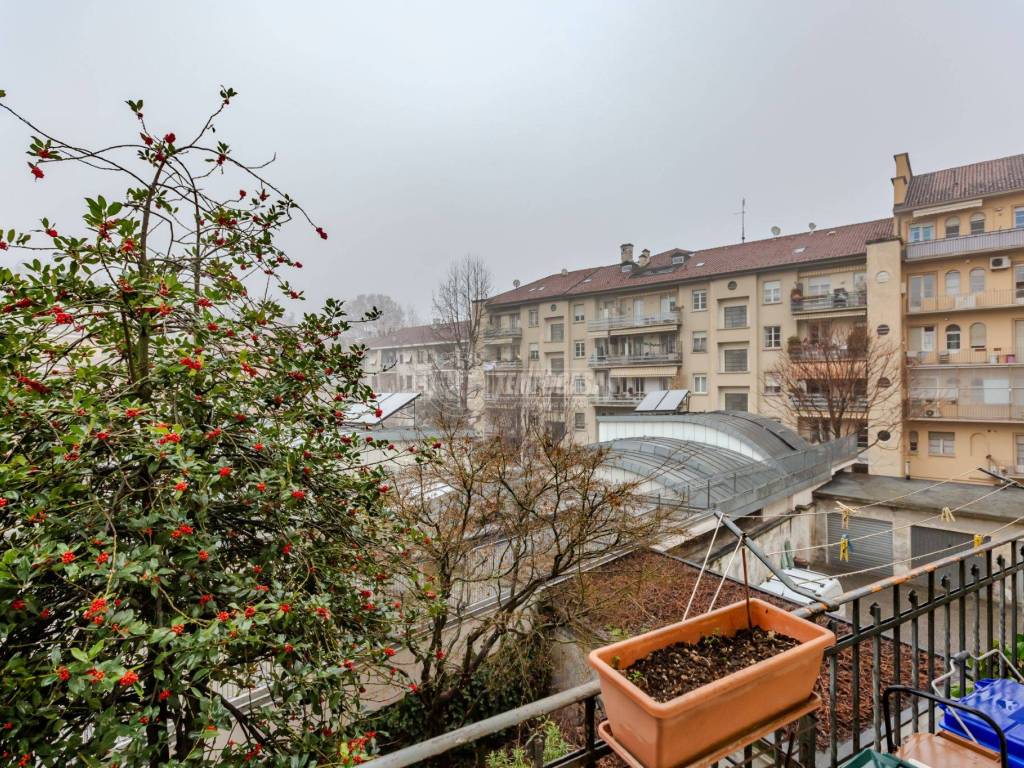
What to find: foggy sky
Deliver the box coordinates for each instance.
[3,1,1023,317]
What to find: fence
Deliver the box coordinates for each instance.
[369,533,1024,768]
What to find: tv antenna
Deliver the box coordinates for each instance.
[734,197,747,243]
[771,225,781,237]
[808,222,817,232]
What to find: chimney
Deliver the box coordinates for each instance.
[620,243,634,264]
[638,249,650,267]
[892,152,912,207]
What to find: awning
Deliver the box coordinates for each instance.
[610,366,679,378]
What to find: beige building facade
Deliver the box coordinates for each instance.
[478,150,1024,485]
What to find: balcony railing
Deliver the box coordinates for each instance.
[589,391,644,406]
[586,350,681,367]
[790,344,867,361]
[908,287,1024,314]
[482,325,523,341]
[907,348,1024,366]
[909,395,1024,422]
[906,226,1024,261]
[789,393,869,412]
[370,533,1024,768]
[586,311,680,332]
[791,290,867,313]
[483,359,523,371]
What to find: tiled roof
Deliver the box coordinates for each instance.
[901,153,1024,210]
[486,219,893,307]
[362,323,458,349]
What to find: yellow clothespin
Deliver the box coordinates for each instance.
[973,533,984,549]
[941,506,956,523]
[839,535,850,562]
[836,501,856,530]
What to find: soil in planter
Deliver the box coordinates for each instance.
[618,626,799,703]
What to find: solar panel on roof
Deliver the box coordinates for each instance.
[634,390,668,412]
[659,390,689,412]
[344,392,420,425]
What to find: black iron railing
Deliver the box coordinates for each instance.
[371,534,1024,768]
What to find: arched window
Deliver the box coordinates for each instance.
[945,270,961,296]
[970,268,986,293]
[946,324,961,350]
[970,322,986,348]
[945,216,960,238]
[970,212,986,235]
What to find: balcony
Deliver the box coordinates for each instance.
[482,325,523,342]
[907,288,1024,314]
[905,226,1024,261]
[909,397,1024,422]
[789,393,868,412]
[907,348,1024,366]
[589,390,644,407]
[587,350,682,368]
[791,290,867,314]
[371,534,1024,768]
[483,359,523,371]
[587,310,680,333]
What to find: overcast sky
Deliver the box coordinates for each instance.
[3,1,1023,318]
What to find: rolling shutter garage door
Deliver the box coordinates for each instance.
[910,526,986,589]
[827,513,893,575]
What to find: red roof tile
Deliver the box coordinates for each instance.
[486,219,893,307]
[901,153,1024,210]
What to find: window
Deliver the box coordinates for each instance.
[908,431,919,453]
[763,280,781,304]
[573,375,585,394]
[970,213,985,235]
[970,268,986,293]
[723,391,748,411]
[723,304,748,329]
[928,431,956,457]
[573,303,585,322]
[693,374,708,394]
[574,412,586,431]
[549,356,564,375]
[945,217,960,238]
[945,270,960,296]
[970,322,986,348]
[529,342,539,361]
[660,293,677,314]
[1016,207,1024,229]
[909,325,936,352]
[945,324,961,351]
[528,308,538,327]
[574,341,585,358]
[692,289,707,311]
[764,375,781,395]
[722,347,748,373]
[877,324,890,336]
[692,331,707,353]
[549,323,564,342]
[764,325,782,349]
[727,280,738,291]
[672,253,686,265]
[807,276,832,296]
[909,223,935,242]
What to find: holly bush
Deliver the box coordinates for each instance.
[0,88,413,765]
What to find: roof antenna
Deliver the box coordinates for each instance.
[734,197,746,243]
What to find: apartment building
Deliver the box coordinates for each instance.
[477,150,1024,485]
[895,152,1024,481]
[480,221,891,447]
[361,323,461,409]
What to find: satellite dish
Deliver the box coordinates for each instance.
[513,279,521,288]
[808,222,817,231]
[771,225,781,237]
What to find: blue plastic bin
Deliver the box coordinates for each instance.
[939,678,1024,767]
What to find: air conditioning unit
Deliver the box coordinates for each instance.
[991,256,1011,270]
[924,407,942,418]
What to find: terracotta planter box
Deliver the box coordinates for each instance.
[588,598,835,768]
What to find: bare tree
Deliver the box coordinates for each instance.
[385,414,672,738]
[345,292,419,338]
[764,322,901,445]
[432,254,492,414]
